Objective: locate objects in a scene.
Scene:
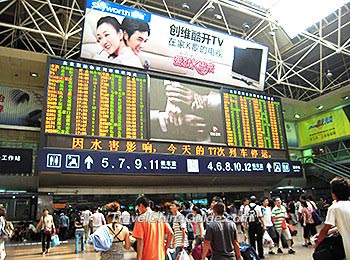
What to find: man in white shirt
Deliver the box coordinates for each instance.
[81,208,91,242]
[261,197,277,255]
[121,208,131,228]
[315,177,350,260]
[244,196,265,259]
[89,208,106,233]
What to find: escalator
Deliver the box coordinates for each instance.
[304,156,350,182]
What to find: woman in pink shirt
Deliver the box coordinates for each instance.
[301,200,316,247]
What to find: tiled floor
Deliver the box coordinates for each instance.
[5,225,317,259]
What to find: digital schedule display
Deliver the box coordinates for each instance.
[41,57,289,164]
[223,88,286,150]
[44,57,148,140]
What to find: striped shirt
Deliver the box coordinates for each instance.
[271,205,287,229]
[172,212,189,248]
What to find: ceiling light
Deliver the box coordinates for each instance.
[343,96,349,100]
[242,22,250,30]
[207,1,215,11]
[326,69,333,78]
[30,72,39,77]
[294,113,301,119]
[181,3,190,9]
[214,14,222,20]
[317,105,323,110]
[271,24,278,32]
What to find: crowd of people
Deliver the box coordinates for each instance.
[0,176,349,260]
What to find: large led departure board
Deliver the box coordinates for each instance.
[42,57,290,165]
[44,58,148,139]
[223,88,286,150]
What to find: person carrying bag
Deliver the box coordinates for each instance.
[35,209,55,255]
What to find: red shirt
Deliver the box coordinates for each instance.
[132,210,172,260]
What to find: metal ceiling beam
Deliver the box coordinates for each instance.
[0,0,349,102]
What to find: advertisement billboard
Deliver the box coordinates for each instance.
[80,0,268,91]
[0,85,43,127]
[149,78,225,145]
[298,107,350,147]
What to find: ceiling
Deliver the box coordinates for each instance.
[0,0,349,121]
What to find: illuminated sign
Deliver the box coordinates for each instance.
[223,88,286,150]
[44,57,148,139]
[42,57,290,162]
[80,0,268,91]
[37,148,295,175]
[0,85,43,127]
[298,107,350,147]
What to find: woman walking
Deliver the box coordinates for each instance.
[35,209,55,255]
[100,202,130,260]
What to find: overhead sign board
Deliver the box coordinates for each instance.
[37,148,298,176]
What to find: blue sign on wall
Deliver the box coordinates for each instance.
[37,148,301,176]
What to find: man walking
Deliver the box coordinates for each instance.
[201,202,242,260]
[271,198,295,254]
[244,196,265,259]
[170,200,189,255]
[132,196,173,260]
[89,207,105,233]
[59,212,70,241]
[81,207,91,242]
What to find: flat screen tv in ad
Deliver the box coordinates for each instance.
[231,47,263,88]
[80,0,268,91]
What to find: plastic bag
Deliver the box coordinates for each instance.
[263,231,273,246]
[51,234,60,247]
[176,250,190,260]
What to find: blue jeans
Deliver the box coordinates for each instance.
[75,229,85,253]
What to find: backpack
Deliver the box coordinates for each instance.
[247,205,259,223]
[87,224,123,252]
[175,220,195,241]
[186,221,195,241]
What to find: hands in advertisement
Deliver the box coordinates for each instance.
[165,81,208,111]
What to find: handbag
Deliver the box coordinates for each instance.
[281,219,287,230]
[43,227,52,235]
[288,224,297,236]
[263,230,273,245]
[312,211,323,226]
[191,243,212,260]
[313,233,345,260]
